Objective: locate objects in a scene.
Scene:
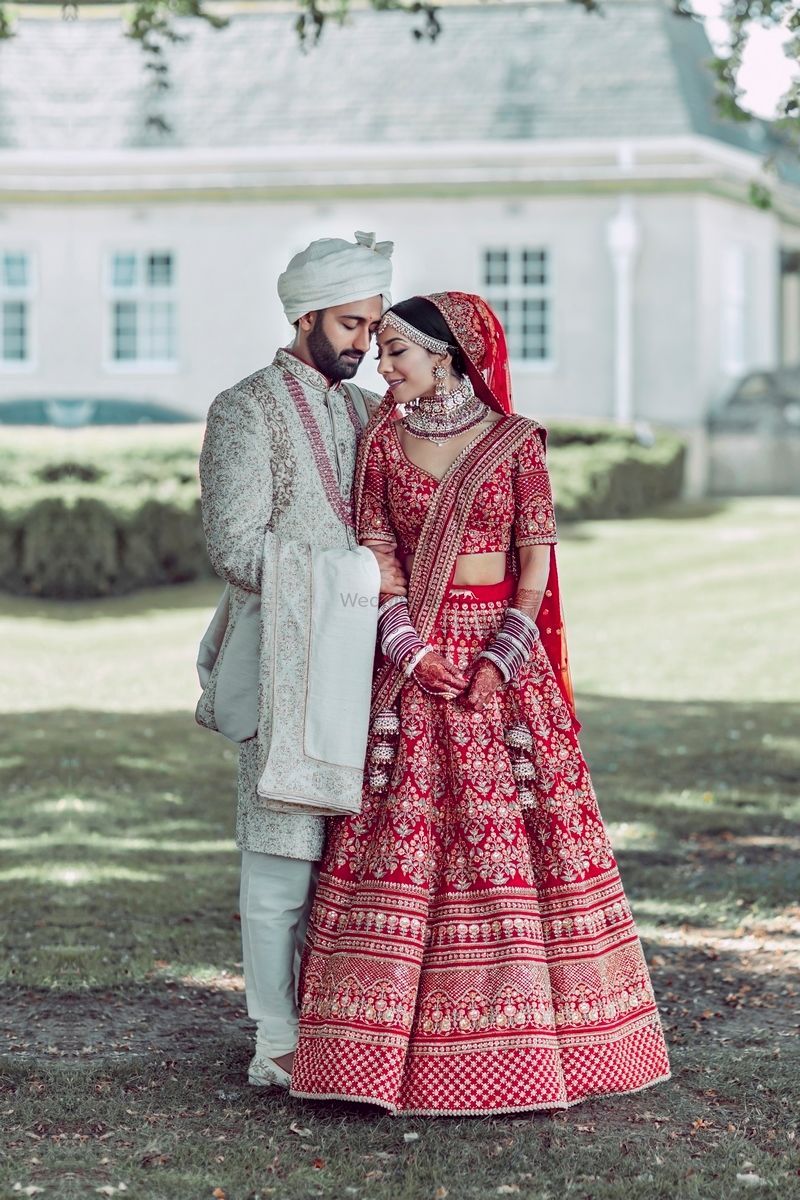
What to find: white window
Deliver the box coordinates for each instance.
[1,251,34,366]
[721,245,750,376]
[107,251,177,368]
[482,247,552,362]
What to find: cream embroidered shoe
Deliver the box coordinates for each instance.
[247,1054,291,1089]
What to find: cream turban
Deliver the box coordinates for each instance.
[277,230,394,325]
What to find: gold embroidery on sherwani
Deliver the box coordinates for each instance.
[199,355,380,861]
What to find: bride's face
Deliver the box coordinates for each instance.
[376,330,442,403]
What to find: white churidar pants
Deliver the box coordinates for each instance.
[239,850,318,1057]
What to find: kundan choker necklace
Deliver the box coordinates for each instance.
[402,378,488,445]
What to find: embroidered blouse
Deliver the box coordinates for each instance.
[359,417,557,556]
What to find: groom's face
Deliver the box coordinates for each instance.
[304,297,383,381]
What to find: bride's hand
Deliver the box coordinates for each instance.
[464,659,504,712]
[413,651,468,699]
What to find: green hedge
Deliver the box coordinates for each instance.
[548,432,687,521]
[0,422,685,599]
[0,482,212,599]
[0,427,210,598]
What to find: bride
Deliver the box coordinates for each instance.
[289,291,670,1115]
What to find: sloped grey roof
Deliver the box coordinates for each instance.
[0,0,777,157]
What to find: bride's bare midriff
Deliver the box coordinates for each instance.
[403,551,507,587]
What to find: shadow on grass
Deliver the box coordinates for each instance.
[0,697,797,992]
[576,692,800,827]
[1,696,797,1196]
[577,692,800,927]
[2,1036,796,1200]
[0,929,797,1200]
[3,696,796,831]
[0,908,796,1062]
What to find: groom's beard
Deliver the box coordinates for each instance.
[307,319,363,381]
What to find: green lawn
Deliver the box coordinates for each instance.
[1,498,798,1200]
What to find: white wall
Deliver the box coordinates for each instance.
[694,194,780,415]
[631,195,698,427]
[0,190,781,430]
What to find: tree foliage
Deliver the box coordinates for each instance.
[708,0,800,124]
[1,0,799,129]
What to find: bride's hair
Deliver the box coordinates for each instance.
[387,297,467,375]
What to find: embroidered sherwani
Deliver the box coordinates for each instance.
[198,349,380,862]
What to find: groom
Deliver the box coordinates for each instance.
[197,232,405,1088]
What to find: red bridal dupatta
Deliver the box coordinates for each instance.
[353,291,579,729]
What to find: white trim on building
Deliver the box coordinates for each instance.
[2,137,797,222]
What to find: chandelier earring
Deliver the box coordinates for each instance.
[433,362,450,400]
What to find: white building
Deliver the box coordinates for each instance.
[2,0,800,490]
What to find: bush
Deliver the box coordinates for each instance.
[0,483,212,599]
[547,430,686,521]
[0,427,209,598]
[0,423,685,599]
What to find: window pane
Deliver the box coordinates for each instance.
[142,300,176,361]
[523,336,547,360]
[483,249,509,287]
[482,247,551,359]
[113,301,138,360]
[2,301,27,360]
[112,254,137,288]
[523,299,547,334]
[147,253,173,287]
[3,254,28,289]
[522,249,548,287]
[522,299,549,359]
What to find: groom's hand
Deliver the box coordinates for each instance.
[369,545,407,597]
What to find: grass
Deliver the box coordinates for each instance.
[1,498,799,1199]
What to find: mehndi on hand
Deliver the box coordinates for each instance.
[464,658,504,711]
[413,650,468,699]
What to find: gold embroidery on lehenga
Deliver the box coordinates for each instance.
[292,385,670,1117]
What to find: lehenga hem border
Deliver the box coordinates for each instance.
[289,1070,672,1118]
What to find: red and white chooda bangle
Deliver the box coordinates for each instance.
[478,607,540,683]
[377,597,433,677]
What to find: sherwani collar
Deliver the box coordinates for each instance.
[274,347,340,394]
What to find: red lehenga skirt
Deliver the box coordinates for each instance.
[290,578,670,1116]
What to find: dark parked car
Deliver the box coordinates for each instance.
[0,397,196,427]
[708,368,800,433]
